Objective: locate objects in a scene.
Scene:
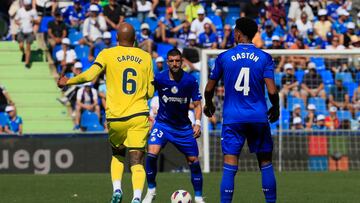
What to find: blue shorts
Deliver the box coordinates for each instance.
[221,123,273,155]
[148,122,199,157]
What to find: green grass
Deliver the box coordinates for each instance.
[1,172,360,202]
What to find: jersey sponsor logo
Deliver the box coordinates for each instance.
[171,86,178,94]
[150,137,156,142]
[162,95,188,104]
[162,87,169,91]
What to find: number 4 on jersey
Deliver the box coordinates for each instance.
[234,67,250,96]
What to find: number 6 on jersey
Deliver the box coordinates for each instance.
[234,67,250,95]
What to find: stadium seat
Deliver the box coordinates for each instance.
[295,70,304,84]
[308,156,328,171]
[0,112,8,127]
[308,97,327,114]
[52,44,62,61]
[145,17,158,31]
[310,57,326,71]
[156,43,174,59]
[324,84,333,94]
[308,136,328,156]
[80,110,103,132]
[280,109,290,129]
[225,15,238,26]
[274,72,284,88]
[110,29,117,45]
[208,15,223,30]
[287,97,305,112]
[173,19,181,26]
[329,156,349,171]
[344,82,358,98]
[80,58,92,71]
[39,16,54,33]
[355,72,360,83]
[68,31,83,46]
[356,111,360,119]
[228,6,241,15]
[74,45,90,60]
[337,110,352,121]
[336,72,353,84]
[125,17,141,32]
[320,70,334,85]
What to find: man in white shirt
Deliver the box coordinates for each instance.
[287,0,314,23]
[190,7,214,36]
[56,38,77,76]
[82,5,107,46]
[15,0,39,68]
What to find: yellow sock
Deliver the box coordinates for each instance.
[131,164,146,199]
[111,155,124,192]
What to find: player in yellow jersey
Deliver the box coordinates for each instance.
[58,23,154,203]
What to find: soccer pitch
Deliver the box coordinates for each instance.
[1,172,359,203]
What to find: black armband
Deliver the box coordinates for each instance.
[268,92,280,108]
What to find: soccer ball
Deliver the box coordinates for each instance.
[170,190,192,203]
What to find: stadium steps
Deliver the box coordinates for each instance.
[0,41,73,133]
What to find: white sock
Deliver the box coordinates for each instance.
[112,180,121,192]
[133,189,142,200]
[147,187,156,194]
[195,196,203,202]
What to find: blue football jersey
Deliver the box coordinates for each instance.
[155,70,202,128]
[210,44,275,124]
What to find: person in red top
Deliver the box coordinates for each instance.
[325,106,340,130]
[267,0,286,25]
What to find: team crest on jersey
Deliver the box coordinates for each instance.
[171,86,178,94]
[151,137,156,142]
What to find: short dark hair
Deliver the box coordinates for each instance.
[235,18,258,40]
[167,48,182,59]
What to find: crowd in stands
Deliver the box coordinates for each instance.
[0,84,23,135]
[4,0,360,132]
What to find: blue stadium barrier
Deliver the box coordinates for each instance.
[156,43,174,58]
[295,70,304,84]
[337,110,352,121]
[0,112,8,126]
[74,45,90,60]
[336,72,353,84]
[308,97,327,115]
[125,17,141,32]
[320,70,334,85]
[145,17,158,32]
[39,16,55,33]
[68,31,83,46]
[208,15,223,30]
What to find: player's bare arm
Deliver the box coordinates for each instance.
[265,78,280,123]
[204,79,217,117]
[193,100,202,138]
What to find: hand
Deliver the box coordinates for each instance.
[193,124,201,138]
[57,76,69,88]
[203,103,215,117]
[267,106,280,123]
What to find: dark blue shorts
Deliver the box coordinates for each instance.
[221,123,273,155]
[148,122,199,157]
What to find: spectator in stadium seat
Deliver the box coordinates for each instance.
[289,36,308,68]
[47,11,67,49]
[104,0,125,31]
[301,64,326,105]
[83,0,103,16]
[75,82,100,130]
[185,0,204,22]
[280,63,300,101]
[290,104,302,126]
[182,33,201,71]
[98,79,106,110]
[4,106,23,135]
[154,56,165,74]
[89,31,114,62]
[325,106,340,130]
[62,0,86,29]
[352,85,360,113]
[175,21,191,49]
[0,84,14,113]
[198,23,218,49]
[284,24,298,49]
[350,36,360,49]
[155,7,177,45]
[137,23,154,53]
[305,104,317,129]
[218,24,235,49]
[329,78,352,111]
[118,0,136,17]
[304,29,323,49]
[295,12,313,37]
[267,0,286,25]
[332,9,349,39]
[15,0,39,68]
[33,0,56,32]
[343,22,357,48]
[190,8,214,37]
[314,9,332,41]
[326,0,343,21]
[269,35,283,49]
[136,0,152,23]
[82,5,107,46]
[312,114,328,130]
[56,38,77,77]
[292,117,304,130]
[240,0,266,20]
[287,0,314,23]
[261,21,276,49]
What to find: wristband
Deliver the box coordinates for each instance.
[195,120,201,126]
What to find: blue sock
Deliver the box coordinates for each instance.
[261,163,276,203]
[189,161,203,197]
[220,163,238,203]
[145,153,158,189]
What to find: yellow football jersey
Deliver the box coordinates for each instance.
[67,46,154,120]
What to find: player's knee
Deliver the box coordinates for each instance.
[129,150,144,166]
[186,156,199,164]
[256,152,272,167]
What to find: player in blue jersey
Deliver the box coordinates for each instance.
[143,49,205,203]
[204,18,280,203]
